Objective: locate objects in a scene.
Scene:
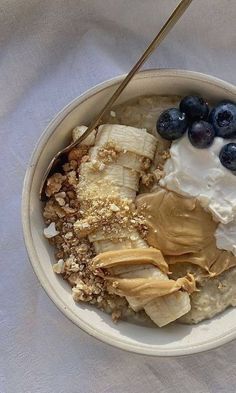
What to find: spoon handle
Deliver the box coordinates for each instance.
[67,0,192,151]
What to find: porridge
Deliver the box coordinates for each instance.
[42,95,236,327]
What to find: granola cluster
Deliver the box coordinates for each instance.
[149,149,171,185]
[43,131,157,322]
[43,145,130,321]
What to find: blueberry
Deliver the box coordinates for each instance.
[180,95,209,121]
[156,108,188,140]
[219,143,236,171]
[188,121,215,149]
[209,101,236,138]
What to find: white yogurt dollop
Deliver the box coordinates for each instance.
[160,136,236,224]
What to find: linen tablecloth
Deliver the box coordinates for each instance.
[1,1,236,392]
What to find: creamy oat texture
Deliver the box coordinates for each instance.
[44,95,236,327]
[180,266,236,324]
[169,262,236,324]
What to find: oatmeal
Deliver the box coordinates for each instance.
[43,94,236,327]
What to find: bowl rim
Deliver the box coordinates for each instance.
[22,68,236,356]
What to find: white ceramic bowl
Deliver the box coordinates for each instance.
[22,69,236,356]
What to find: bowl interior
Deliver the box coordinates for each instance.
[23,70,236,356]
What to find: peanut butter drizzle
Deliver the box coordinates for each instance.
[136,189,236,276]
[106,274,196,299]
[92,248,169,274]
[92,248,196,300]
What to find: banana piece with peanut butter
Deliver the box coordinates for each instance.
[74,124,196,327]
[91,248,196,326]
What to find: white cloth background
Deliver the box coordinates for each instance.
[1,1,236,392]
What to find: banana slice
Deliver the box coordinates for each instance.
[95,124,157,159]
[104,257,192,321]
[113,264,158,277]
[72,125,96,145]
[93,236,147,254]
[119,266,168,312]
[75,123,193,326]
[144,292,191,327]
[93,239,134,254]
[89,229,143,243]
[89,146,144,172]
[79,186,136,201]
[78,162,140,192]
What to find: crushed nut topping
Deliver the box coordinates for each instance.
[97,142,121,164]
[161,150,171,160]
[74,196,146,240]
[153,168,164,181]
[42,121,160,323]
[141,157,152,171]
[140,172,155,188]
[43,144,138,318]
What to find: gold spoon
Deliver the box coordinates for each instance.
[40,0,192,200]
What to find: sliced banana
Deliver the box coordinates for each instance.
[95,124,157,159]
[72,125,96,145]
[108,258,192,324]
[93,239,134,254]
[119,266,168,312]
[93,236,147,254]
[89,229,141,243]
[89,146,144,172]
[78,162,139,192]
[144,292,191,327]
[75,123,192,326]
